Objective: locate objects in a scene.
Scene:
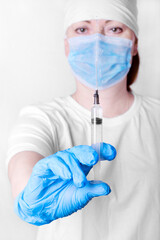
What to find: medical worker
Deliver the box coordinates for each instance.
[7,0,160,239]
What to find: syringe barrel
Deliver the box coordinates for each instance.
[91,104,103,160]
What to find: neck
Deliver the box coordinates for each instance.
[71,78,134,118]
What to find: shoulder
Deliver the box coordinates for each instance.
[139,94,160,112]
[19,96,71,118]
[142,95,160,106]
[19,96,85,127]
[135,93,160,123]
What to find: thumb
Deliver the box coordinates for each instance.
[60,181,111,217]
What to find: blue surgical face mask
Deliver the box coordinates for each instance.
[67,33,133,90]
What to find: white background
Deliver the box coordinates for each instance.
[0,0,160,239]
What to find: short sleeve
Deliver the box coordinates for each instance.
[6,105,58,167]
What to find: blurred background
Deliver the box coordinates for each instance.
[0,0,160,239]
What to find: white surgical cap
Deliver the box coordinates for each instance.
[64,0,138,37]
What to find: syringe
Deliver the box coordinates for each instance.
[91,89,103,179]
[91,19,103,179]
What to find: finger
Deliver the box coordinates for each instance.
[68,145,99,166]
[32,155,72,180]
[47,155,72,180]
[56,150,87,188]
[100,142,117,161]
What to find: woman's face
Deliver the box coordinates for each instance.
[65,19,138,57]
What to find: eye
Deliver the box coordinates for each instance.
[110,27,123,33]
[75,27,88,34]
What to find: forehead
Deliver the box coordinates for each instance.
[71,19,124,26]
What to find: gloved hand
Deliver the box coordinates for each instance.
[14,143,116,226]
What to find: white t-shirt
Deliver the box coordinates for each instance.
[7,92,160,240]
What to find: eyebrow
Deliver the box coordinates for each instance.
[82,20,111,24]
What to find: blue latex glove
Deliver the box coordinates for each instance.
[14,143,116,226]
